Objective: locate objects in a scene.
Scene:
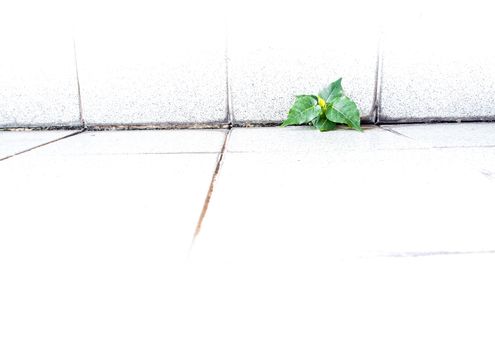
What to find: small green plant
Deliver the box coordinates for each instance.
[281,78,362,132]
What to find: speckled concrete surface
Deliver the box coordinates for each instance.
[3,1,495,128]
[229,0,379,124]
[380,3,495,122]
[75,1,227,126]
[0,2,80,128]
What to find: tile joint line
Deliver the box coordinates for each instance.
[225,29,234,127]
[192,127,232,241]
[372,31,383,125]
[0,129,86,162]
[73,38,86,129]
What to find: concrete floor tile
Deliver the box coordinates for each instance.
[0,130,79,160]
[185,253,495,349]
[187,125,495,349]
[26,129,227,156]
[0,131,221,349]
[2,126,494,349]
[384,123,495,148]
[227,126,425,154]
[193,126,495,259]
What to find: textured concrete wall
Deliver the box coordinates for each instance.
[1,0,494,128]
[380,1,495,122]
[0,1,80,128]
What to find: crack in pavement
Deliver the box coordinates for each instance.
[379,126,415,140]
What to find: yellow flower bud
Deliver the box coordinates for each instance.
[317,96,326,109]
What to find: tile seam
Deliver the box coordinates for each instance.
[0,129,86,162]
[73,38,86,128]
[225,27,234,126]
[192,127,232,241]
[373,30,383,124]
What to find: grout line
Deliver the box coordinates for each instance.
[372,31,383,124]
[73,38,86,128]
[86,123,229,131]
[73,151,222,156]
[0,130,86,162]
[2,119,493,133]
[379,117,495,124]
[232,121,282,128]
[225,29,234,126]
[192,127,232,242]
[0,120,376,132]
[0,125,84,131]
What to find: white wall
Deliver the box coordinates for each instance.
[1,0,494,128]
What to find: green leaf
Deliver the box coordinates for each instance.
[311,115,337,132]
[295,94,318,101]
[319,78,344,104]
[281,95,322,127]
[325,95,362,131]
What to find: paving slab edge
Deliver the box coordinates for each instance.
[2,120,495,132]
[0,129,85,161]
[377,116,495,124]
